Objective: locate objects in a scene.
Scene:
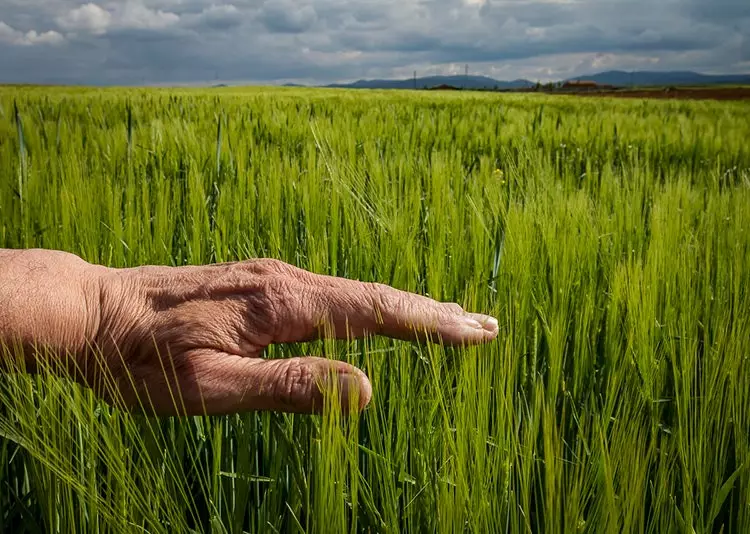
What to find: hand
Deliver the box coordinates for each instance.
[1,250,498,416]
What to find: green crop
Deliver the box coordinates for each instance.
[1,86,749,533]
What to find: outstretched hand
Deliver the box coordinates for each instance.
[1,249,498,416]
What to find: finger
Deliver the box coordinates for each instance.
[271,279,499,346]
[130,351,373,416]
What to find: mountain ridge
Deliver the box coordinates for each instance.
[310,70,750,90]
[326,75,534,90]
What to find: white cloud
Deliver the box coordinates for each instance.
[56,3,111,35]
[200,4,240,18]
[56,1,179,35]
[584,52,661,71]
[0,21,65,46]
[183,4,242,30]
[118,2,180,30]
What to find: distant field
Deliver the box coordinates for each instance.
[568,86,750,101]
[1,87,749,533]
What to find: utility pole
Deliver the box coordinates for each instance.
[414,70,417,90]
[465,64,469,89]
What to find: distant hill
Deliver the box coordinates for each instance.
[276,70,750,92]
[321,71,750,91]
[567,71,750,87]
[326,75,535,90]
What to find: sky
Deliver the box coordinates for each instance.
[1,0,748,86]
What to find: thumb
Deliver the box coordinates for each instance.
[139,351,373,416]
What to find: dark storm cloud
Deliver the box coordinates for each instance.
[259,1,317,34]
[0,0,748,85]
[684,0,750,23]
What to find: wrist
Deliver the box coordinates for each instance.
[0,248,106,368]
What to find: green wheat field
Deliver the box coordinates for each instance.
[1,86,749,533]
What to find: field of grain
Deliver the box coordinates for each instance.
[1,86,749,533]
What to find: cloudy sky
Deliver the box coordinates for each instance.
[1,0,748,85]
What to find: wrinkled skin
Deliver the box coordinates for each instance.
[0,249,498,416]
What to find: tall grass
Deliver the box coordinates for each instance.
[1,86,749,533]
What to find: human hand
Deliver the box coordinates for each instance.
[1,250,498,416]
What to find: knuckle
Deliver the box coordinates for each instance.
[272,360,312,408]
[266,278,322,340]
[260,278,294,318]
[241,276,315,344]
[238,258,296,277]
[235,279,283,345]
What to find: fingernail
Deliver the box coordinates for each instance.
[337,373,354,397]
[323,372,371,412]
[341,373,372,410]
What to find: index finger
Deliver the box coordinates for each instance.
[268,277,499,346]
